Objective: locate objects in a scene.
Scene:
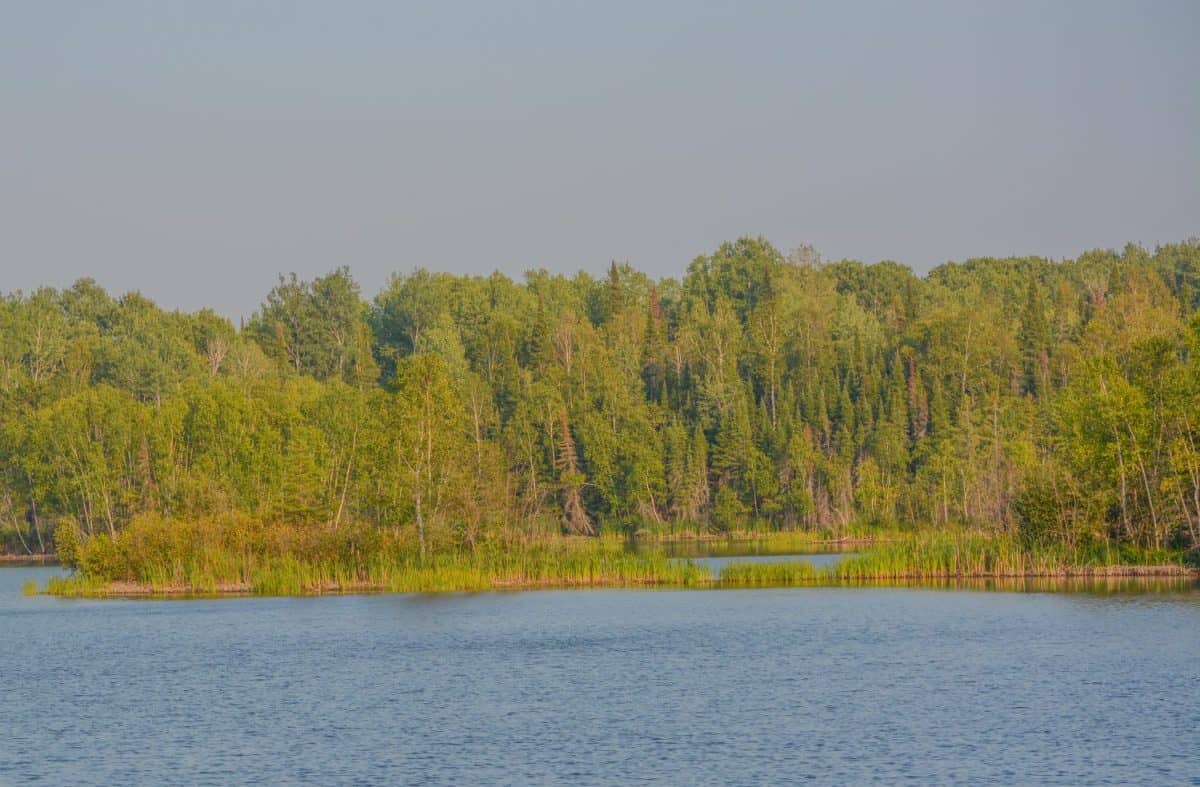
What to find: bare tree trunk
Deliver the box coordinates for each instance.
[1125,424,1159,548]
[960,322,972,397]
[1184,426,1200,545]
[31,506,45,553]
[2,495,32,555]
[1114,433,1132,542]
[414,487,426,560]
[332,424,359,530]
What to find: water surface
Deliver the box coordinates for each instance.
[2,566,1197,785]
[676,551,857,573]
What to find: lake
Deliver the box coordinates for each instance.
[651,538,861,573]
[2,564,1197,785]
[673,551,858,573]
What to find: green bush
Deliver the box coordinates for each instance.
[78,534,128,581]
[53,517,82,569]
[1014,477,1061,548]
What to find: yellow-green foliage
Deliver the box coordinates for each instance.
[43,520,1191,596]
[4,242,1200,567]
[44,573,111,597]
[53,517,82,569]
[717,534,1192,587]
[46,513,711,595]
[829,533,1187,579]
[719,560,820,586]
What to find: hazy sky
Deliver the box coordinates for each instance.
[2,1,1197,319]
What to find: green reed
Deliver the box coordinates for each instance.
[718,560,822,586]
[829,533,1190,580]
[40,517,1192,596]
[45,532,713,596]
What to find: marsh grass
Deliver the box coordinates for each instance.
[45,573,111,597]
[45,530,712,596]
[632,523,910,546]
[717,533,1193,587]
[40,516,1195,596]
[829,534,1191,580]
[718,560,822,586]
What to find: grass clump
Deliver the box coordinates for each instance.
[44,514,713,596]
[830,532,1190,580]
[719,560,821,586]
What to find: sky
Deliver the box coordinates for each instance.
[1,0,1197,320]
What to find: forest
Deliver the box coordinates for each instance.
[3,237,1200,574]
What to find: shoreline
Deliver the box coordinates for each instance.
[636,531,890,545]
[0,553,58,564]
[41,563,1199,597]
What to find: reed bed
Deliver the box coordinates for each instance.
[718,533,1194,587]
[37,518,1195,596]
[828,534,1191,580]
[44,536,712,596]
[718,560,822,586]
[634,524,908,547]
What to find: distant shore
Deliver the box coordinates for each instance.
[0,553,57,564]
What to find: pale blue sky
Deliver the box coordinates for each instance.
[1,1,1197,318]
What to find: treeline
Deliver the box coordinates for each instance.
[3,237,1200,556]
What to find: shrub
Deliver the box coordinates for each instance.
[78,534,128,581]
[53,517,82,569]
[1014,476,1062,548]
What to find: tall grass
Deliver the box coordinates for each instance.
[829,533,1190,580]
[631,522,911,544]
[719,560,821,586]
[717,532,1193,587]
[41,515,1194,596]
[45,520,712,596]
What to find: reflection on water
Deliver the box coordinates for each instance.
[0,565,64,606]
[676,551,859,573]
[824,575,1200,595]
[641,537,863,573]
[647,538,854,559]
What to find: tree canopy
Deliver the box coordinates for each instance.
[4,238,1200,555]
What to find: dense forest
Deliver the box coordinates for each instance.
[3,238,1200,559]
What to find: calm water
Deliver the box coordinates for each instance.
[2,566,1198,786]
[677,551,858,573]
[652,539,860,572]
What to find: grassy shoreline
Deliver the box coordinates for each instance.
[0,553,58,564]
[38,531,1197,597]
[629,526,903,545]
[41,564,1199,598]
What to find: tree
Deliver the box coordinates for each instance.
[248,268,377,384]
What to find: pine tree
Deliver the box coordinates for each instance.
[1018,279,1051,396]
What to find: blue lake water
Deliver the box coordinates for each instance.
[678,551,858,573]
[2,565,1198,785]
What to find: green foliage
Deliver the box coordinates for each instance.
[43,516,712,594]
[1013,476,1062,548]
[53,518,81,569]
[719,560,820,586]
[829,533,1188,580]
[41,523,1190,595]
[78,533,126,581]
[3,238,1200,571]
